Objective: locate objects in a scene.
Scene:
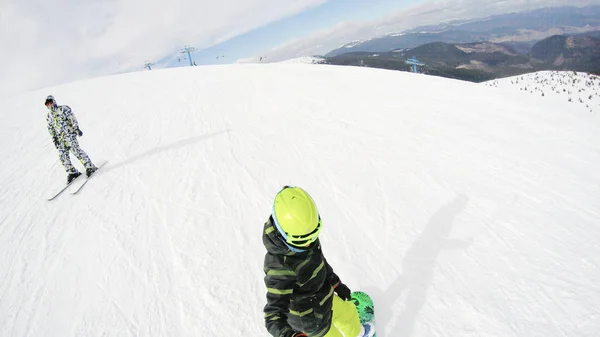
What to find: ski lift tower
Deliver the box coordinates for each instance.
[180,45,196,66]
[144,61,154,70]
[405,57,425,73]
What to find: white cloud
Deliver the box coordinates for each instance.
[0,0,327,95]
[238,0,599,63]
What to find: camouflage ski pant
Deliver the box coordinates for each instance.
[56,133,94,173]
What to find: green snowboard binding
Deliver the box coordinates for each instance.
[351,291,376,337]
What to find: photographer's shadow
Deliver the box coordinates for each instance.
[365,195,471,337]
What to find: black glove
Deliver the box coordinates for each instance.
[334,282,352,301]
[76,129,83,137]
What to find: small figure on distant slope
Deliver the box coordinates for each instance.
[45,95,98,183]
[262,186,375,337]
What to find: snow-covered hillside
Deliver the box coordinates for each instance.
[484,71,600,115]
[1,64,599,337]
[280,56,326,64]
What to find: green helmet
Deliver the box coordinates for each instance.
[272,186,322,247]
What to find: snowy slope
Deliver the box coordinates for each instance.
[484,71,600,115]
[280,56,326,64]
[1,64,600,337]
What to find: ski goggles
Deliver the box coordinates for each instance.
[273,214,322,247]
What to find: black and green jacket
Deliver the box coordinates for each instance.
[262,216,340,337]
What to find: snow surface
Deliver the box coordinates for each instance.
[1,64,600,337]
[279,56,326,64]
[484,71,600,115]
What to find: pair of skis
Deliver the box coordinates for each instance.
[47,161,107,201]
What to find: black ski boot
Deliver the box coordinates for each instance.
[67,171,82,184]
[86,166,98,178]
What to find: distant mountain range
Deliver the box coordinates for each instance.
[324,34,600,82]
[326,6,600,57]
[532,35,600,70]
[321,6,600,82]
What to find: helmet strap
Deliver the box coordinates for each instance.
[282,239,307,253]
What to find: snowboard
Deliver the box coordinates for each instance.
[351,291,376,337]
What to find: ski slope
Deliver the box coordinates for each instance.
[484,71,600,115]
[1,64,599,337]
[279,56,326,64]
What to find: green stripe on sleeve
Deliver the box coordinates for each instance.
[319,286,334,306]
[267,287,294,295]
[289,308,314,317]
[267,269,296,276]
[296,261,324,287]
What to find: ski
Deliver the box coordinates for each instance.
[70,161,108,195]
[47,175,85,201]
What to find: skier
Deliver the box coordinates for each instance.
[45,95,98,183]
[262,186,375,337]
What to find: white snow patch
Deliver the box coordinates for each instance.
[279,56,326,64]
[1,64,600,337]
[483,71,600,115]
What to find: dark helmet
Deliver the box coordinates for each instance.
[44,95,57,110]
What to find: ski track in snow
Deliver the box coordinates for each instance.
[0,65,599,336]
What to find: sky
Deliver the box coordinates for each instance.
[1,63,599,336]
[0,0,597,95]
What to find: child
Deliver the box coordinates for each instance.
[262,186,375,337]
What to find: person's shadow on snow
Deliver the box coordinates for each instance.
[364,194,471,337]
[103,130,230,173]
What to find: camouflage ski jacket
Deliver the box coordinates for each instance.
[262,216,340,337]
[47,105,80,139]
